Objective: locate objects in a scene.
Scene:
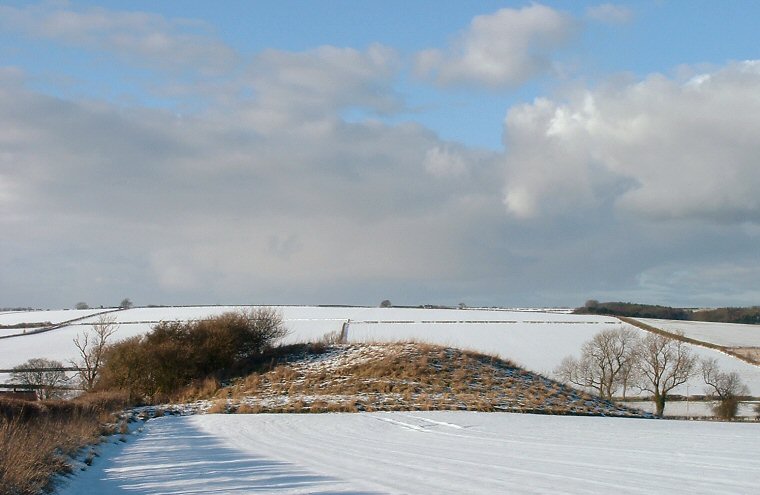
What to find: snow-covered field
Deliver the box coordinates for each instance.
[0,306,617,370]
[2,306,760,396]
[0,309,114,327]
[345,315,760,397]
[636,318,760,348]
[58,411,760,495]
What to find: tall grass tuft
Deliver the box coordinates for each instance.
[0,392,131,495]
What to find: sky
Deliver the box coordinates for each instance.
[2,1,760,309]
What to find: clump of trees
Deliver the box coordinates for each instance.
[10,358,69,400]
[555,328,749,418]
[98,308,288,402]
[691,306,760,324]
[555,327,639,400]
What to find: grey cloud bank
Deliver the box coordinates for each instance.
[1,3,759,309]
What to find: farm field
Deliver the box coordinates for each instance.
[636,318,760,348]
[58,411,760,495]
[2,306,760,397]
[0,305,618,370]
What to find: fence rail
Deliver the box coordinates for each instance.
[0,308,124,340]
[0,367,83,373]
[0,383,79,390]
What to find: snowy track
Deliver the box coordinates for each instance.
[59,412,760,494]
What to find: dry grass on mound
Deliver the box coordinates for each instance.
[209,343,643,417]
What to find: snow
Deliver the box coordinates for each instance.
[345,317,760,397]
[347,317,619,375]
[0,309,115,327]
[57,411,760,495]
[0,306,610,370]
[636,318,760,348]
[3,306,760,396]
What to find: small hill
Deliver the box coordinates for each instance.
[193,342,646,417]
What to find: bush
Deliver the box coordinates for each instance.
[701,358,749,420]
[99,308,288,402]
[713,397,742,420]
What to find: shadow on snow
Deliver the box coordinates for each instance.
[61,416,381,495]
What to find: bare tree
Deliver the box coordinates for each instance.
[10,358,69,400]
[554,327,639,399]
[635,332,697,417]
[119,298,133,309]
[701,358,749,420]
[555,355,598,394]
[75,302,90,310]
[72,314,119,391]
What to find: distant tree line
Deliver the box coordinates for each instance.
[576,300,760,324]
[691,306,760,324]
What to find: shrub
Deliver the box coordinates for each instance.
[99,308,288,402]
[713,397,742,420]
[701,358,749,420]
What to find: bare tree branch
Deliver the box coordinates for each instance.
[72,314,119,391]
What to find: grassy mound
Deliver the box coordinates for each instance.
[205,342,645,417]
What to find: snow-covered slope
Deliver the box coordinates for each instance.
[636,318,760,348]
[345,315,760,396]
[58,412,760,495]
[2,306,759,396]
[0,309,115,327]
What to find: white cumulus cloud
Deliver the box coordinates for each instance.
[502,61,760,223]
[415,5,578,88]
